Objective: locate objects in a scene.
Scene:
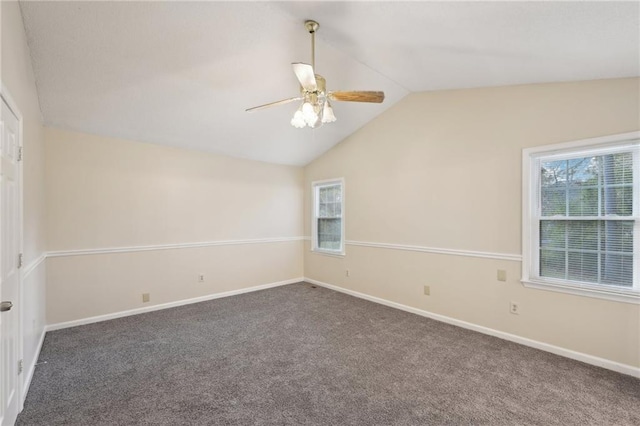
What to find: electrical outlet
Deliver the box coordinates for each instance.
[198,274,205,283]
[345,269,350,277]
[142,293,150,303]
[510,301,519,315]
[497,269,507,282]
[423,285,430,296]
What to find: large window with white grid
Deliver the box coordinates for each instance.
[522,132,639,304]
[312,179,344,255]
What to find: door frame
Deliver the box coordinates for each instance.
[0,82,25,412]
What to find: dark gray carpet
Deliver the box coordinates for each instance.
[17,282,640,425]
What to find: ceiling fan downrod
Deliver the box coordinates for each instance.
[305,20,319,70]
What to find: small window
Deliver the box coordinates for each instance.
[312,179,344,255]
[522,132,639,303]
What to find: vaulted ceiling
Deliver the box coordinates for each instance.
[20,1,639,165]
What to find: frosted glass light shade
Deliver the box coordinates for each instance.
[302,102,318,125]
[290,110,306,128]
[322,101,337,123]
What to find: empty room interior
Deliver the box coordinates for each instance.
[1,1,640,425]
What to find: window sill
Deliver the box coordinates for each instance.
[310,249,345,258]
[522,278,640,305]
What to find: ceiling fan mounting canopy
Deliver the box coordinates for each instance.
[246,19,385,129]
[305,20,319,33]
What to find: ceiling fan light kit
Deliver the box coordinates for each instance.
[246,20,385,129]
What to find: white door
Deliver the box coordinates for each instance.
[0,97,21,426]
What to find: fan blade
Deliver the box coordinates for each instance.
[329,91,385,103]
[246,96,302,112]
[292,63,317,92]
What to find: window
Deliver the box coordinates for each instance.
[312,179,344,255]
[523,132,639,304]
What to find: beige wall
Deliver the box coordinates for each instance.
[304,78,640,368]
[45,128,304,324]
[1,0,47,394]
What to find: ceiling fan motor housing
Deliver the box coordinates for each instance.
[313,75,326,94]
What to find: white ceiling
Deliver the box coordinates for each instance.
[19,1,639,166]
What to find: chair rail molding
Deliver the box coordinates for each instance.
[47,236,305,257]
[304,237,522,262]
[22,253,46,278]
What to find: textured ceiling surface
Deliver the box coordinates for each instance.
[19,1,640,166]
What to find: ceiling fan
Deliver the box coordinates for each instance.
[246,20,385,129]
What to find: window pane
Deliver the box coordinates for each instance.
[568,187,598,216]
[318,218,330,235]
[567,251,598,283]
[567,157,598,185]
[540,249,566,279]
[319,187,327,202]
[327,202,335,217]
[601,221,634,253]
[568,221,597,251]
[600,253,633,287]
[541,160,567,187]
[540,221,566,249]
[541,188,566,216]
[601,152,633,216]
[566,156,599,217]
[603,152,633,186]
[541,160,567,216]
[333,219,341,234]
[601,185,633,216]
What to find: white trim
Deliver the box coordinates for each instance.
[21,253,46,278]
[522,279,639,305]
[304,277,640,378]
[523,132,640,156]
[47,237,304,258]
[345,240,522,262]
[22,328,45,404]
[309,250,346,259]
[45,277,303,331]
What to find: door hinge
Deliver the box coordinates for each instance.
[18,253,24,269]
[18,359,23,374]
[17,146,23,162]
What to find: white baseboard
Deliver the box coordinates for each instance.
[22,327,46,406]
[46,277,303,332]
[304,278,640,378]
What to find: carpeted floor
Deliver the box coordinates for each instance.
[17,282,640,425]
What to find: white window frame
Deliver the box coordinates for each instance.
[311,178,345,256]
[522,131,640,304]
